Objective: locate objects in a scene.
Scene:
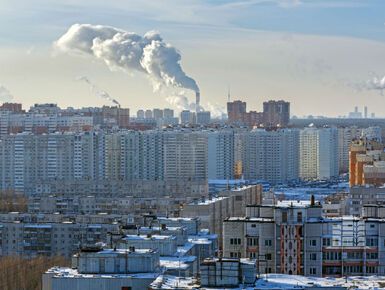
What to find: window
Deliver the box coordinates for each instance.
[121,287,132,290]
[247,237,258,246]
[265,253,272,260]
[366,252,378,260]
[230,252,241,258]
[366,238,378,247]
[310,253,317,260]
[310,267,317,275]
[265,239,272,247]
[251,224,256,228]
[323,238,331,246]
[310,239,317,247]
[297,212,303,223]
[230,238,241,245]
[282,212,287,223]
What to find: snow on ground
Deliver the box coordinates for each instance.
[254,274,385,289]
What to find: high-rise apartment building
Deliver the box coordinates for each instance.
[163,108,174,119]
[141,130,164,181]
[152,109,164,120]
[300,127,338,180]
[196,111,211,125]
[263,100,290,128]
[227,100,246,124]
[180,110,196,125]
[207,130,234,180]
[0,130,210,193]
[137,109,145,119]
[244,129,299,184]
[338,127,360,174]
[163,131,207,181]
[145,109,153,119]
[227,99,290,128]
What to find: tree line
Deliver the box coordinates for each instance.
[0,255,69,290]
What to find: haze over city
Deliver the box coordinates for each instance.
[1,0,385,117]
[3,1,385,290]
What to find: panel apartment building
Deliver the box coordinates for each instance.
[223,201,385,277]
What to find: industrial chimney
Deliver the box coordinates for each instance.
[195,91,200,113]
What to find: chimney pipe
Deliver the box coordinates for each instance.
[195,91,200,113]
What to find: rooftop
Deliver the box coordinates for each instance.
[45,267,159,280]
[150,275,199,289]
[225,217,274,222]
[276,200,312,208]
[189,196,229,205]
[123,234,176,241]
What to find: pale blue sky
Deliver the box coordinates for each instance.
[0,0,385,116]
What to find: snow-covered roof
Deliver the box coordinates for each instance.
[123,234,176,241]
[45,267,159,279]
[276,200,311,208]
[150,275,199,289]
[160,256,196,270]
[225,217,274,222]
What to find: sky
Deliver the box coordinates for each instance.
[0,0,385,117]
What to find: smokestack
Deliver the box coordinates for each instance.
[195,91,200,113]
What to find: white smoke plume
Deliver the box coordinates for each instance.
[366,75,385,95]
[206,102,226,118]
[55,24,199,93]
[166,92,225,119]
[166,91,201,112]
[77,76,120,106]
[0,85,14,102]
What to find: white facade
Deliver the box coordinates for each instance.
[43,248,160,290]
[300,127,338,180]
[207,130,234,180]
[317,128,338,179]
[119,235,178,256]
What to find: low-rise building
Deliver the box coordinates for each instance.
[118,235,178,256]
[180,185,262,247]
[0,220,119,257]
[42,247,160,290]
[200,258,257,288]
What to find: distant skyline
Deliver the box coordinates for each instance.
[0,0,385,117]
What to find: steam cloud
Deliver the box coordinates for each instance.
[166,92,201,112]
[77,76,120,106]
[366,75,385,95]
[55,24,199,93]
[206,102,226,118]
[166,92,225,118]
[0,85,14,102]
